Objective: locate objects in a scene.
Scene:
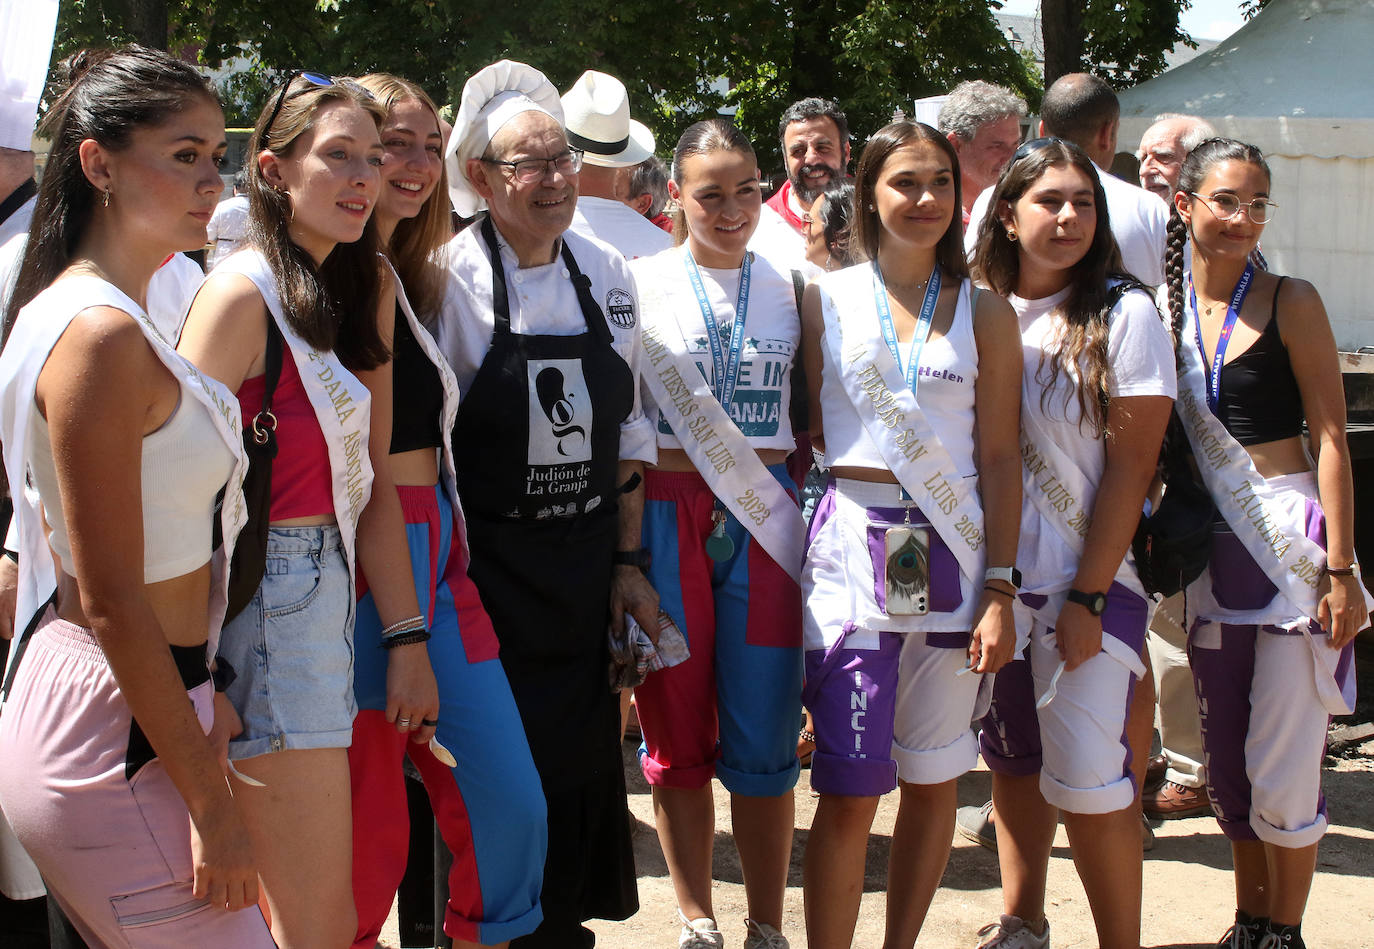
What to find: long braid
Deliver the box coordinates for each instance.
[1165,208,1188,369]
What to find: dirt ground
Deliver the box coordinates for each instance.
[383,647,1374,949]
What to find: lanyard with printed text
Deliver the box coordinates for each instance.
[872,261,941,395]
[1190,261,1255,413]
[684,248,751,408]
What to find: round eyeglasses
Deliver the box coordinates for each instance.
[1188,191,1277,225]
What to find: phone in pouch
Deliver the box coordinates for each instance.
[884,525,930,615]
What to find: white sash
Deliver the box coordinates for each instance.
[1176,303,1328,617]
[0,276,249,660]
[1019,402,1141,596]
[385,258,466,555]
[1176,297,1370,713]
[216,251,374,578]
[637,279,804,580]
[819,275,985,585]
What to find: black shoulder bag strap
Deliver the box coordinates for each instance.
[211,316,285,554]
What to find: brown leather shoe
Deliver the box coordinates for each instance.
[1144,753,1169,792]
[1144,780,1212,818]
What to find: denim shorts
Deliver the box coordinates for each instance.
[218,525,356,759]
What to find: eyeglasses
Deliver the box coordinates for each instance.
[262,71,374,141]
[1188,191,1277,225]
[1010,136,1068,165]
[481,148,584,184]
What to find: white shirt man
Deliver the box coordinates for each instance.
[966,74,1167,286]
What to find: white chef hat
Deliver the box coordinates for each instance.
[0,0,60,151]
[446,60,563,218]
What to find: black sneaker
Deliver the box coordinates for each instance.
[1263,923,1306,949]
[1218,910,1269,948]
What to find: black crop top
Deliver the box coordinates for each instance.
[390,304,445,453]
[1215,277,1304,446]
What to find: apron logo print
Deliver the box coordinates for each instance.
[536,367,587,456]
[605,288,636,328]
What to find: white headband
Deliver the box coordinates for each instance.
[446,61,562,218]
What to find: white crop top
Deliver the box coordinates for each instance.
[29,387,237,584]
[630,246,799,452]
[819,271,980,477]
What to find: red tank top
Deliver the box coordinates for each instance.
[236,348,334,520]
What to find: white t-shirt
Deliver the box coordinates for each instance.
[0,194,34,246]
[206,194,250,271]
[749,204,811,276]
[568,195,673,261]
[630,245,799,452]
[965,162,1168,287]
[145,252,205,343]
[437,221,656,464]
[1014,281,1176,593]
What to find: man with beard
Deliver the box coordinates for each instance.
[751,97,850,272]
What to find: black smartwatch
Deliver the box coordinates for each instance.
[612,547,652,571]
[1066,588,1108,616]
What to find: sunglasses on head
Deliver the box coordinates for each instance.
[262,70,375,141]
[1009,136,1070,166]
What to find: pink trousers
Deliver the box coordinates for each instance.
[0,610,274,948]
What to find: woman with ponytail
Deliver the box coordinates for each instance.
[969,138,1174,949]
[1164,139,1368,949]
[0,46,273,946]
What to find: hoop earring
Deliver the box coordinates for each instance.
[103,188,111,208]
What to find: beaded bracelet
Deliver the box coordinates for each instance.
[381,615,426,638]
[381,629,432,649]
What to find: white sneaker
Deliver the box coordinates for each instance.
[975,914,1051,949]
[679,912,725,949]
[743,917,790,949]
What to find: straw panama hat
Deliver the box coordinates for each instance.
[560,70,656,168]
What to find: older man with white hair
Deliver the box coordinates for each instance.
[438,59,659,949]
[1136,113,1217,202]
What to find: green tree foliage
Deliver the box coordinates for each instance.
[1040,0,1193,87]
[48,0,1188,174]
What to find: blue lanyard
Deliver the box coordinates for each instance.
[1190,262,1255,412]
[684,249,751,407]
[872,261,942,393]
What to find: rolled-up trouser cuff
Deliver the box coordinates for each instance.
[810,749,896,797]
[638,749,716,790]
[717,756,800,797]
[1039,770,1136,815]
[894,728,978,786]
[448,896,544,946]
[1164,762,1205,788]
[1251,809,1328,848]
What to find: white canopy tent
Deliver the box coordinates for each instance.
[1117,0,1374,349]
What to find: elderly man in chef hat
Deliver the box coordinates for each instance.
[437,59,659,949]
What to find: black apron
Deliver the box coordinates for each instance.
[452,217,637,931]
